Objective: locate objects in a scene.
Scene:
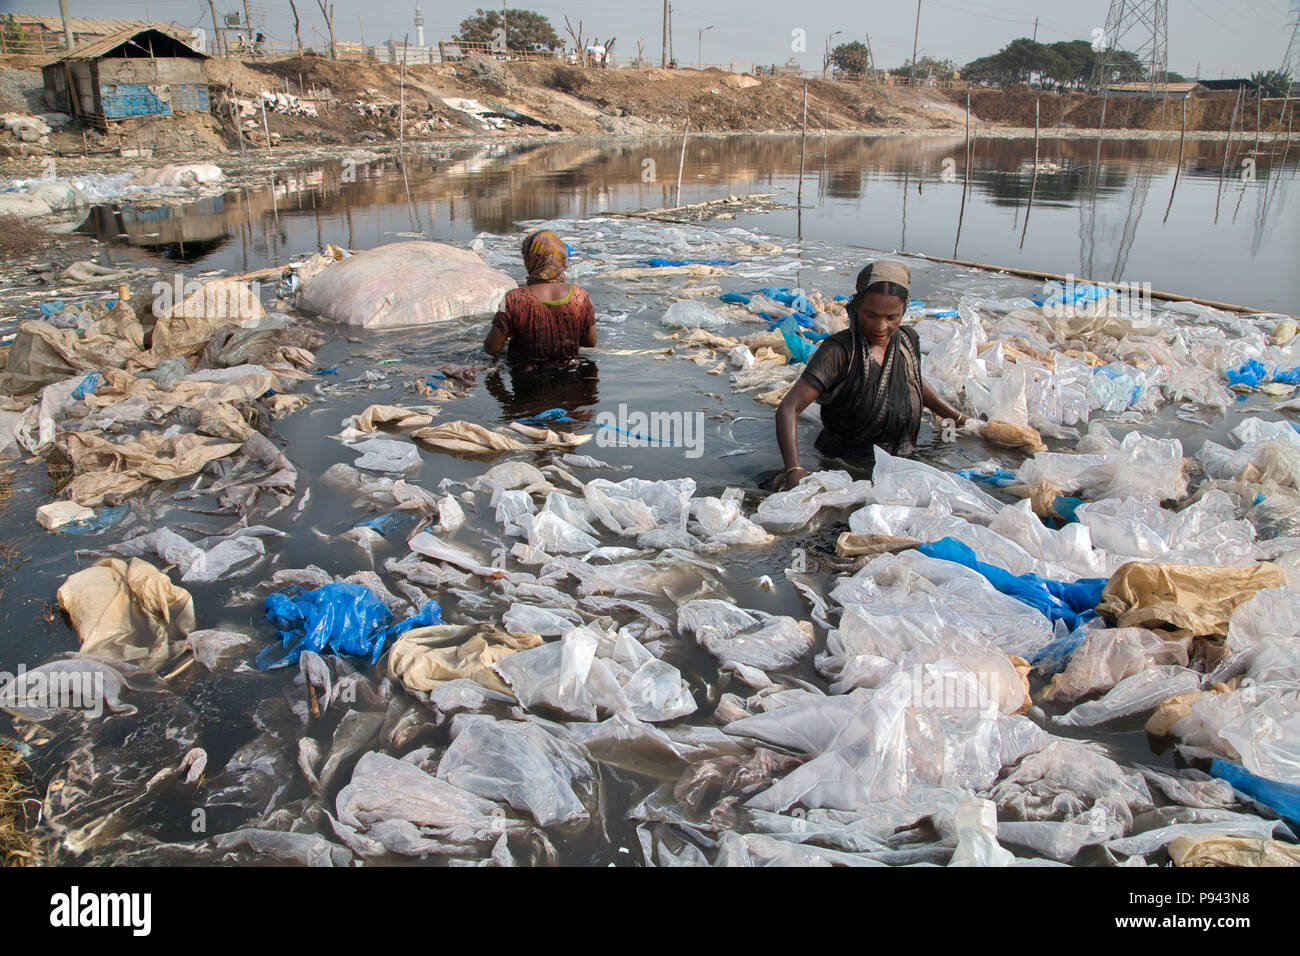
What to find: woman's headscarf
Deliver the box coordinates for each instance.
[521,230,568,282]
[846,260,912,316]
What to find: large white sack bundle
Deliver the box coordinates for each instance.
[297,241,516,328]
[130,164,224,188]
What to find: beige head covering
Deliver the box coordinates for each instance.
[855,260,911,298]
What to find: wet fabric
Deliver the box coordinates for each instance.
[1098,562,1286,637]
[802,325,923,463]
[491,285,595,369]
[521,230,569,282]
[56,558,195,670]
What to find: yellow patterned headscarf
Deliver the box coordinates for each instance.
[521,230,568,282]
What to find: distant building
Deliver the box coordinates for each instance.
[41,27,209,128]
[1196,78,1257,92]
[1104,81,1205,99]
[4,15,198,54]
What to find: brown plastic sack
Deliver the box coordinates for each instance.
[1098,562,1285,637]
[980,419,1047,454]
[1169,834,1300,867]
[56,557,195,670]
[388,624,544,695]
[56,430,243,505]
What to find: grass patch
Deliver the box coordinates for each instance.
[0,741,34,867]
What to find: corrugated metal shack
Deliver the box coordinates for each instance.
[41,26,209,129]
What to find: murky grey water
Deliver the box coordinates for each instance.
[3,133,1298,865]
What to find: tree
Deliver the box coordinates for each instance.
[456,8,561,53]
[1251,69,1292,97]
[829,40,870,77]
[2,14,26,47]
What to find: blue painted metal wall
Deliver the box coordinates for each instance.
[100,83,210,120]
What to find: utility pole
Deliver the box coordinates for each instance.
[208,0,223,55]
[661,0,667,67]
[698,25,712,68]
[668,4,673,65]
[502,1,507,52]
[58,0,73,50]
[1032,17,1038,42]
[910,0,922,86]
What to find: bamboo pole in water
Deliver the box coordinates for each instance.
[796,81,808,207]
[399,34,408,158]
[1163,96,1187,223]
[1216,87,1243,220]
[1019,96,1039,249]
[675,119,689,208]
[953,92,970,257]
[903,252,1279,315]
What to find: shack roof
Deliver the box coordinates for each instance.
[40,26,206,66]
[10,15,196,40]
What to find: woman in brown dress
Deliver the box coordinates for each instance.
[484,229,597,371]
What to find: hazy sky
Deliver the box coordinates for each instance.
[7,0,1296,77]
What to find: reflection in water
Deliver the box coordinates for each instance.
[75,132,1300,312]
[485,358,600,425]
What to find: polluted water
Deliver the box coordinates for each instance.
[0,138,1298,869]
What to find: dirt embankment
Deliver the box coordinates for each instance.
[955,85,1294,133]
[1,57,1293,165]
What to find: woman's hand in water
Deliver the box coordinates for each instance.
[783,466,809,488]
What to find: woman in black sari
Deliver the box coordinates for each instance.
[774,261,969,488]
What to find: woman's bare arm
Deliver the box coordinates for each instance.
[922,381,967,424]
[775,378,822,484]
[484,322,507,355]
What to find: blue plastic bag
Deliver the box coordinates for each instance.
[355,513,404,535]
[639,257,736,268]
[917,537,1105,630]
[71,372,101,401]
[516,407,576,426]
[258,583,443,669]
[1226,360,1268,389]
[1209,759,1300,825]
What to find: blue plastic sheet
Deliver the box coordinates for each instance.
[1209,758,1300,825]
[917,537,1106,630]
[56,503,129,536]
[639,257,737,268]
[258,583,443,669]
[1272,367,1300,386]
[956,467,1018,487]
[1027,625,1089,676]
[355,513,404,535]
[71,372,101,401]
[719,291,751,306]
[1032,282,1112,309]
[1226,360,1268,388]
[516,407,576,426]
[315,367,339,376]
[775,315,817,365]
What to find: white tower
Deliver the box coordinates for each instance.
[415,3,425,48]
